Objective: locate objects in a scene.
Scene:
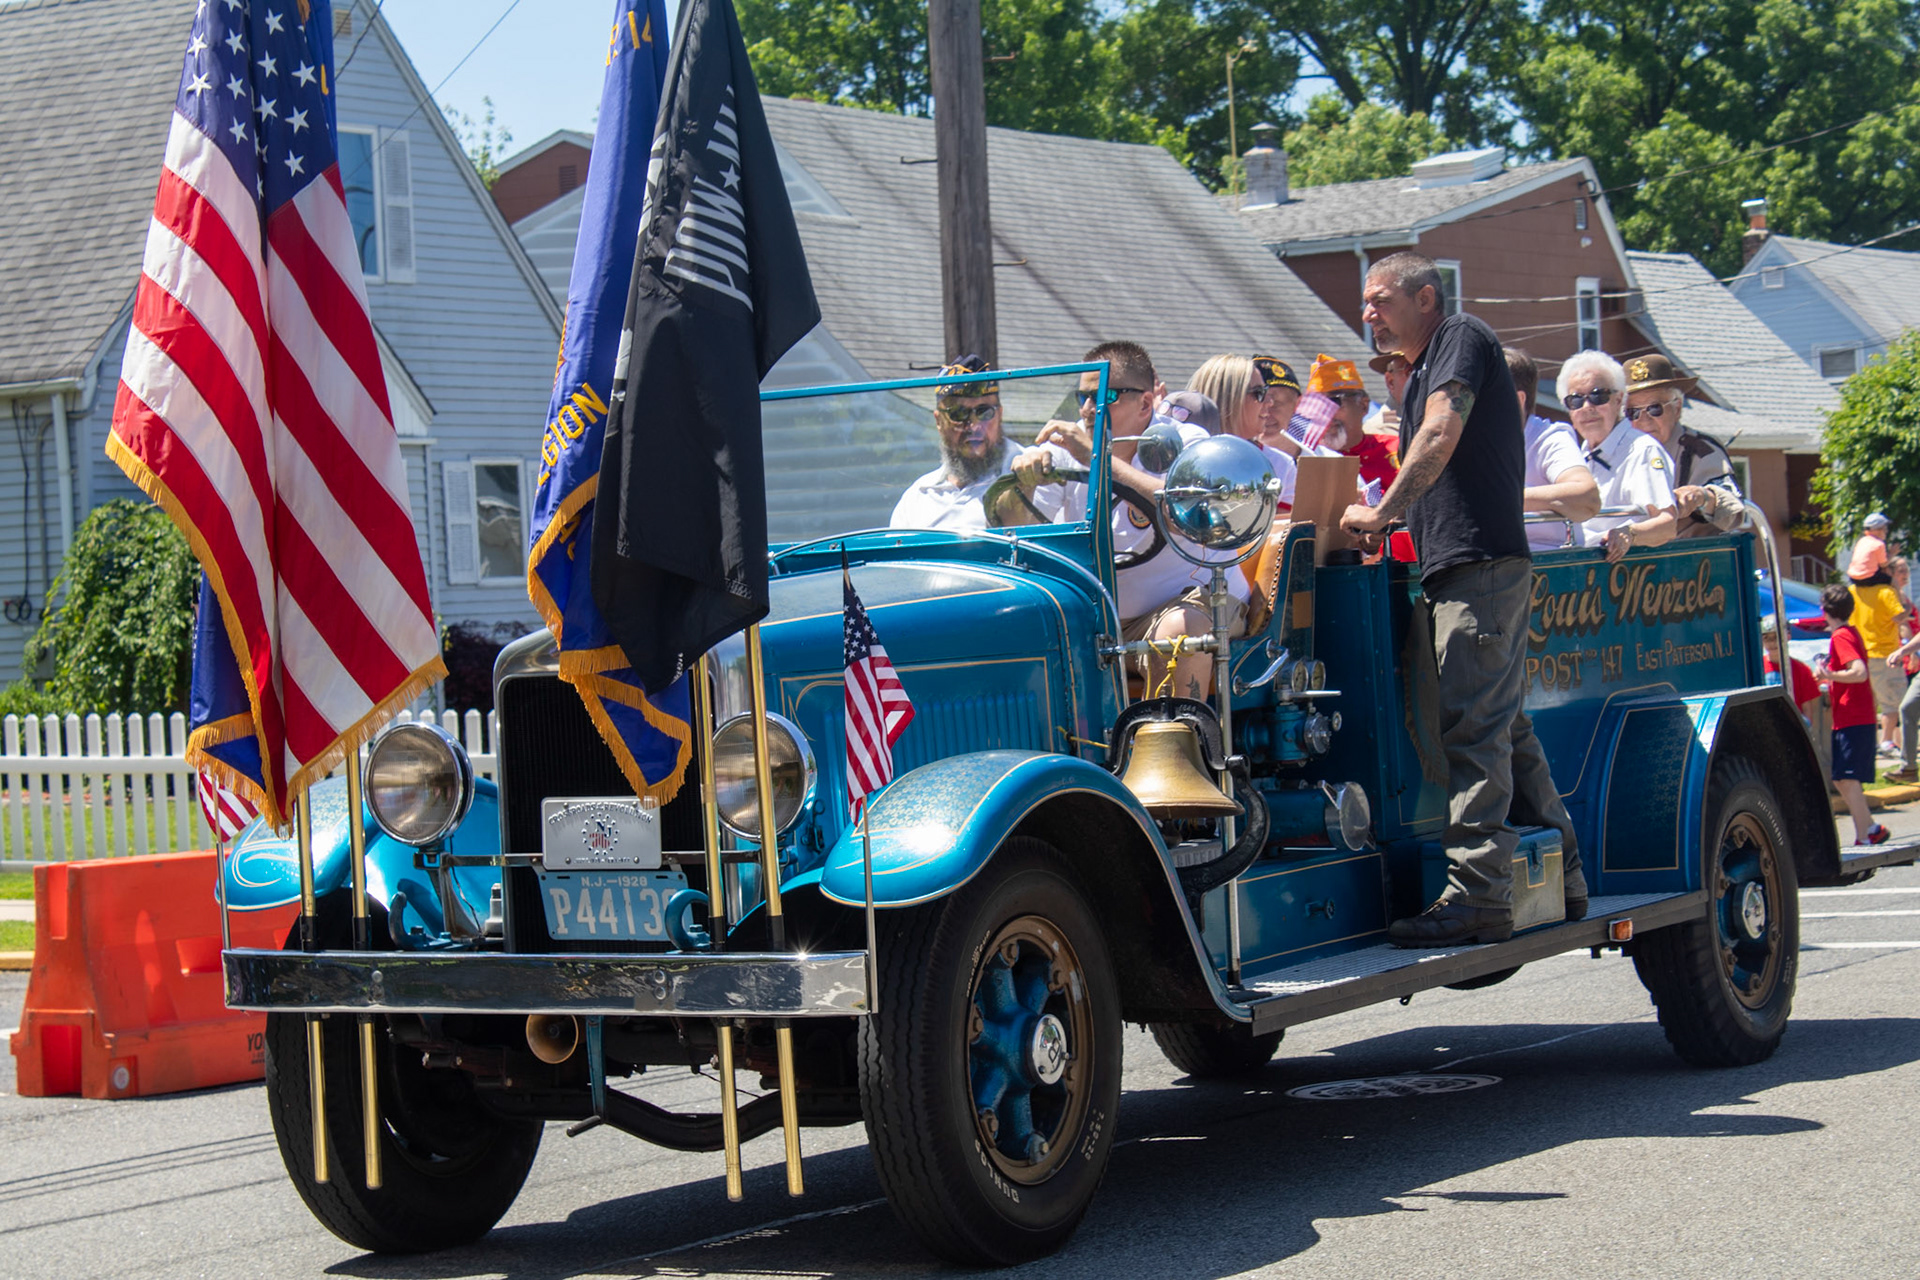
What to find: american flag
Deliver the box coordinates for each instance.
[1286,391,1340,450]
[843,574,914,819]
[199,770,259,843]
[107,1,443,827]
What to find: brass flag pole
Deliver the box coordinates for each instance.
[693,655,745,1201]
[295,795,329,1185]
[344,758,382,1190]
[745,624,804,1196]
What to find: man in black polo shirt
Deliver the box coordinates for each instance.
[1341,252,1587,945]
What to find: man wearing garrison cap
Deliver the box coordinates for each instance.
[889,355,1013,530]
[1621,353,1745,538]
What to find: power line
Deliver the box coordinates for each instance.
[333,0,387,79]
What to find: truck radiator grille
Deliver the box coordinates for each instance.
[497,673,703,953]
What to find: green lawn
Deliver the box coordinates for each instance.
[0,871,32,899]
[0,919,33,950]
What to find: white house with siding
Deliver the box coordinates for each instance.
[0,0,559,689]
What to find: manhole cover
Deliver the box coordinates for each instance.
[1287,1073,1501,1101]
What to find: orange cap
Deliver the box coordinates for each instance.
[1308,353,1365,395]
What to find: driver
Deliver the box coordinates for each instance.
[1003,340,1249,700]
[889,355,1015,530]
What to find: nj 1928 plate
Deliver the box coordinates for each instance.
[541,797,663,870]
[535,869,689,943]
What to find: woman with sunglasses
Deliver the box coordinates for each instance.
[1185,353,1300,503]
[1558,350,1677,562]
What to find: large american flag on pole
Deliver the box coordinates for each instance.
[107,0,443,828]
[843,573,914,819]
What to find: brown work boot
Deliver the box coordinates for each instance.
[1388,900,1513,948]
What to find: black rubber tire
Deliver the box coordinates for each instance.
[858,838,1121,1266]
[1445,965,1522,991]
[264,901,542,1253]
[1631,756,1799,1067]
[1148,1020,1283,1077]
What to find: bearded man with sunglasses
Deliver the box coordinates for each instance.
[890,355,1016,530]
[1622,354,1746,537]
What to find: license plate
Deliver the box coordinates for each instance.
[541,797,663,870]
[536,869,689,943]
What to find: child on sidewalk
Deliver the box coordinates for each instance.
[1817,582,1893,846]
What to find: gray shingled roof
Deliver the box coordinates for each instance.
[1627,250,1837,451]
[0,0,194,386]
[1232,158,1587,248]
[759,97,1378,391]
[1759,234,1920,349]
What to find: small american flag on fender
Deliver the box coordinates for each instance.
[844,572,914,820]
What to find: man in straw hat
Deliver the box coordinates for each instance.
[1621,353,1745,538]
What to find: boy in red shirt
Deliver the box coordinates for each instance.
[1817,583,1892,845]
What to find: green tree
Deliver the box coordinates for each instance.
[443,96,515,188]
[25,501,199,714]
[1509,0,1920,275]
[1810,331,1920,561]
[1282,94,1452,186]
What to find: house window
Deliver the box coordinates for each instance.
[558,163,579,193]
[1761,266,1786,289]
[1730,456,1750,494]
[1574,197,1588,231]
[1818,347,1859,381]
[472,461,528,581]
[338,126,380,278]
[1434,260,1463,316]
[1576,277,1602,351]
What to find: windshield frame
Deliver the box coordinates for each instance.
[760,359,1118,587]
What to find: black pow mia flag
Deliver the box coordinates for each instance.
[591,0,819,691]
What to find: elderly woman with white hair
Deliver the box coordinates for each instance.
[1559,350,1678,561]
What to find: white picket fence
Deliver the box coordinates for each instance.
[0,708,497,863]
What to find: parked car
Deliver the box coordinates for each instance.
[1755,569,1830,639]
[219,366,1919,1267]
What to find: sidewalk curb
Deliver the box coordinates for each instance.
[1867,783,1920,804]
[0,951,33,971]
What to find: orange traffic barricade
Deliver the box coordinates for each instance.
[10,851,298,1099]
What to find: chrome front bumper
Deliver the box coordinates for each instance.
[222,948,872,1018]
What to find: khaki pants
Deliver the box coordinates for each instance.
[1424,556,1585,909]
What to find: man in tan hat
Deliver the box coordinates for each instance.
[1622,353,1745,537]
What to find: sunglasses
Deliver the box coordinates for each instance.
[1330,390,1371,405]
[1564,388,1617,410]
[1624,402,1677,421]
[1074,386,1146,408]
[1245,385,1269,402]
[939,402,1000,424]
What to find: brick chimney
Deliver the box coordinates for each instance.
[1242,122,1288,208]
[1741,197,1771,264]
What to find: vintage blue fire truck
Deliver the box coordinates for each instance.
[220,364,1917,1265]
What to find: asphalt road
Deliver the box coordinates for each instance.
[6,810,1920,1279]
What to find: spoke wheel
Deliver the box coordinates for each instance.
[860,838,1121,1266]
[1633,756,1799,1067]
[968,916,1094,1183]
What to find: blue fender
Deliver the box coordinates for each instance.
[816,749,1165,908]
[222,776,501,938]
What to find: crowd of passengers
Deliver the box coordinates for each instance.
[886,251,1770,945]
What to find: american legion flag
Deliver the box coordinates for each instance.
[843,573,914,820]
[107,0,443,828]
[525,0,683,804]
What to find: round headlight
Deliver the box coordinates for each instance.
[363,722,474,847]
[711,713,816,840]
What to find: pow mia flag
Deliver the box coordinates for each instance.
[591,0,819,691]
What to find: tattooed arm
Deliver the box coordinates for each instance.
[1341,380,1473,535]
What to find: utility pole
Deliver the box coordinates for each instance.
[928,0,997,365]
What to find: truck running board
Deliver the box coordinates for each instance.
[1805,836,1920,886]
[1233,892,1707,1035]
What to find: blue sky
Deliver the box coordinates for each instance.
[378,1,665,157]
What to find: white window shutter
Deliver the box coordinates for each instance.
[443,459,478,584]
[380,130,416,283]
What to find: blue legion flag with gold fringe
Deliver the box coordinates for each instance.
[525,0,688,803]
[188,573,265,799]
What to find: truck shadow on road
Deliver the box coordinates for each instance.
[322,1013,1920,1279]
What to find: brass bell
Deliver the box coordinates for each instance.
[1118,721,1243,818]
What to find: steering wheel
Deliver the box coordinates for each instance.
[982,471,1166,571]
